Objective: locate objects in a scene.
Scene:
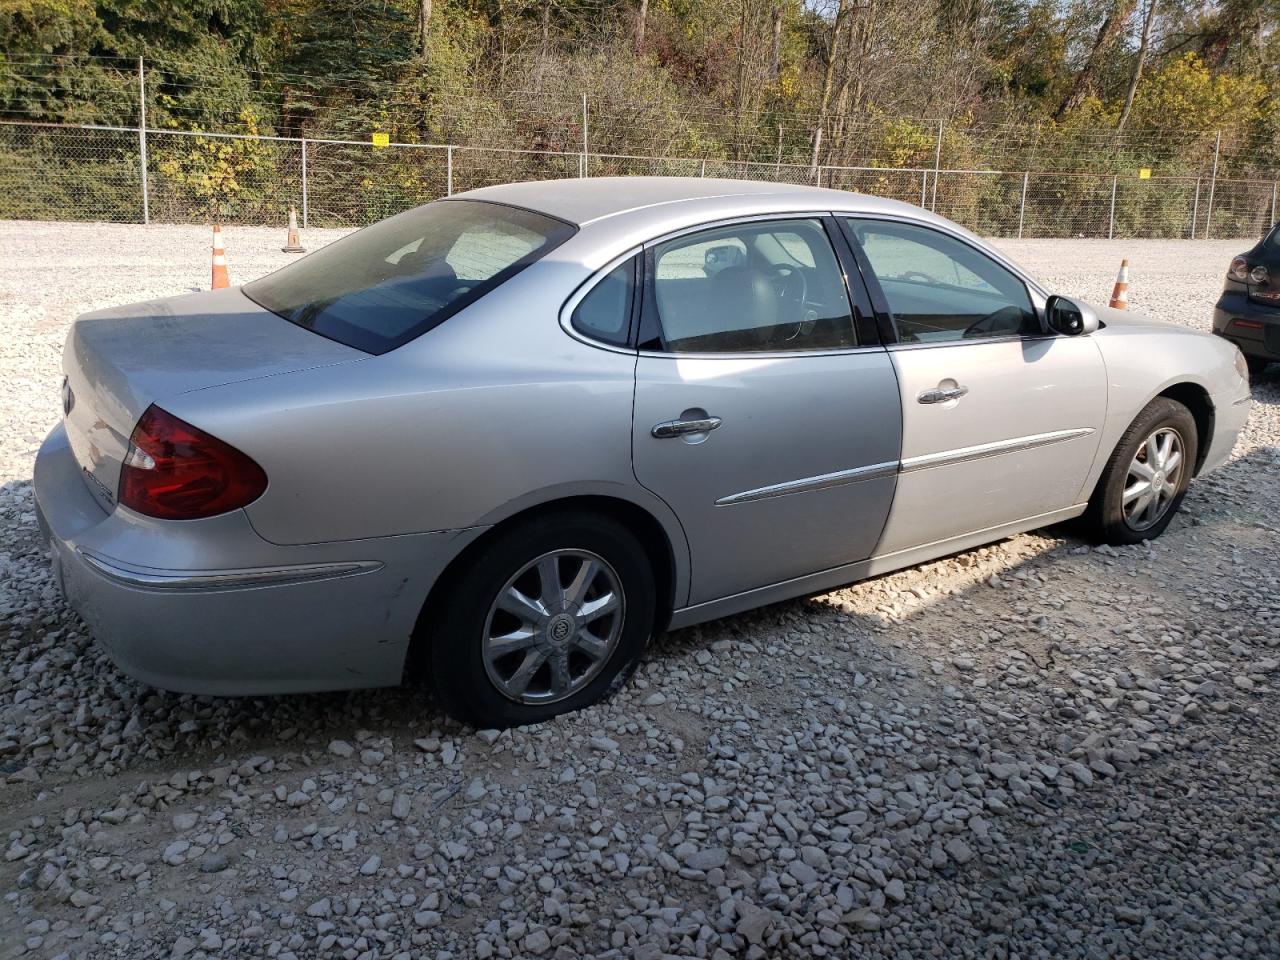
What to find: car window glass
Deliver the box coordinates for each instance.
[650,219,856,353]
[244,200,574,355]
[657,237,748,279]
[447,223,545,281]
[572,259,634,346]
[386,238,422,265]
[757,231,817,268]
[846,218,1039,343]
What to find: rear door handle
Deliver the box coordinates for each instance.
[652,416,722,438]
[917,385,969,404]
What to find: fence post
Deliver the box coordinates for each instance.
[1108,174,1117,240]
[300,138,308,229]
[930,119,943,211]
[1018,171,1029,238]
[137,57,149,225]
[446,146,453,197]
[699,158,706,177]
[1190,177,1200,239]
[581,93,589,178]
[920,171,928,207]
[1272,181,1277,227]
[1204,130,1221,240]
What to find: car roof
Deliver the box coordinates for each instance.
[457,176,927,227]
[455,176,1045,296]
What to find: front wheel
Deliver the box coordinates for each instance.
[1082,397,1198,546]
[428,512,655,728]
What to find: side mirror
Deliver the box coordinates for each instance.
[1045,295,1099,337]
[704,244,744,272]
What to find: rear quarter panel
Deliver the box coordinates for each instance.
[160,257,690,601]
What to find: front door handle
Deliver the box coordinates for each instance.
[652,416,722,438]
[917,385,969,404]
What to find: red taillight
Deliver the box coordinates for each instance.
[118,405,267,520]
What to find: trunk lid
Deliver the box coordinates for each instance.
[63,287,365,512]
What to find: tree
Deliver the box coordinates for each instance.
[417,0,433,57]
[635,0,648,52]
[1055,0,1138,120]
[1117,0,1157,132]
[808,0,850,170]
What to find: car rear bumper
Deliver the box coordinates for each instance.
[1213,290,1280,360]
[34,422,483,696]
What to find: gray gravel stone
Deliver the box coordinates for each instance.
[0,228,1275,960]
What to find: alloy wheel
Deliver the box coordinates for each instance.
[1122,427,1184,531]
[481,549,625,704]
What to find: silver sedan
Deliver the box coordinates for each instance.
[34,178,1253,727]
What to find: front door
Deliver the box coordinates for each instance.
[630,216,902,606]
[842,216,1107,555]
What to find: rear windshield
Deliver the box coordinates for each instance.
[244,200,575,354]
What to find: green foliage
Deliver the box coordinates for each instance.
[153,107,277,219]
[0,122,141,220]
[1131,53,1262,136]
[4,0,1280,230]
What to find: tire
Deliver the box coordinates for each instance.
[1082,397,1198,546]
[1246,355,1271,378]
[428,512,655,728]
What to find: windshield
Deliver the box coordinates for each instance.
[244,200,575,354]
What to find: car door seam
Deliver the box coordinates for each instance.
[1071,337,1113,503]
[628,297,695,610]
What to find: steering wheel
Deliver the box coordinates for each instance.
[961,305,1027,339]
[771,264,808,324]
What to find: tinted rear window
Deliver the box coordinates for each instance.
[244,200,575,354]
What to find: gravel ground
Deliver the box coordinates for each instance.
[0,221,1277,960]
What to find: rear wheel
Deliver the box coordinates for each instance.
[1083,397,1198,545]
[428,513,655,728]
[1246,355,1272,378]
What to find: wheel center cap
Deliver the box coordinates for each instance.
[547,614,575,645]
[1154,470,1165,486]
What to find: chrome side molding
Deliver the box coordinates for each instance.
[715,461,899,505]
[716,428,1094,506]
[78,550,383,591]
[899,428,1095,473]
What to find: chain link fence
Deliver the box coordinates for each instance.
[2,120,1277,239]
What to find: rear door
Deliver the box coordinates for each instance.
[630,215,902,606]
[841,216,1106,555]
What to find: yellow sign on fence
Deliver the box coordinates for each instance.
[1138,167,1152,179]
[371,132,390,148]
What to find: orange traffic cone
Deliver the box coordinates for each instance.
[211,225,230,290]
[1109,259,1129,310]
[282,206,305,253]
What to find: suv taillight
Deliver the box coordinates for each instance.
[119,405,267,520]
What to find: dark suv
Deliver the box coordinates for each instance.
[1214,225,1280,375]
